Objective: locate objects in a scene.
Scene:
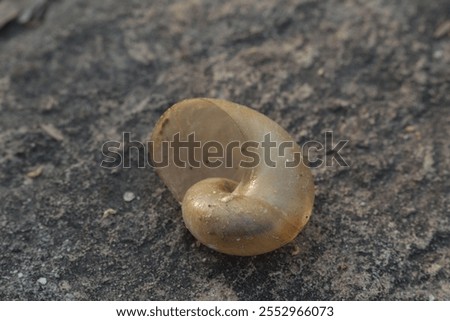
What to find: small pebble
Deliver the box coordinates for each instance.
[26,165,44,178]
[102,208,117,219]
[37,277,47,285]
[291,245,301,256]
[18,272,23,278]
[123,192,136,202]
[41,124,64,141]
[433,50,443,59]
[433,20,450,38]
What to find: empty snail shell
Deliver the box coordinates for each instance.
[150,98,314,256]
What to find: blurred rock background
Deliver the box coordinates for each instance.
[0,0,449,300]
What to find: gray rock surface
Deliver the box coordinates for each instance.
[0,0,449,300]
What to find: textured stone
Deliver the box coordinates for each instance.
[0,0,449,300]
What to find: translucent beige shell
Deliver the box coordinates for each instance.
[150,98,314,256]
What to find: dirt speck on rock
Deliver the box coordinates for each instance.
[0,0,449,300]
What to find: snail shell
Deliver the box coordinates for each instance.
[150,98,314,256]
